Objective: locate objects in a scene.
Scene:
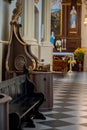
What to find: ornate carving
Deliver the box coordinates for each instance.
[14,55,27,71]
[11,0,22,23]
[5,0,39,76]
[53,56,68,72]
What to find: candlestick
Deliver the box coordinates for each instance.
[68,56,73,73]
[64,38,66,49]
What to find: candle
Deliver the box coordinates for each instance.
[64,38,66,49]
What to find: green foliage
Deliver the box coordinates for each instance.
[74,48,85,61]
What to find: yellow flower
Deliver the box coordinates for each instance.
[74,48,85,55]
[74,48,86,61]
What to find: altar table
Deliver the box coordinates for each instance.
[53,52,75,72]
[53,52,74,61]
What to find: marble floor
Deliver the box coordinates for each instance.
[23,72,87,130]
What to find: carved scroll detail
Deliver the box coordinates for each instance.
[5,0,38,73]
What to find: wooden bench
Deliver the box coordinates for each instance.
[0,74,43,130]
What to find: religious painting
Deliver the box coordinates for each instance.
[51,0,62,36]
[69,6,77,34]
[70,6,77,29]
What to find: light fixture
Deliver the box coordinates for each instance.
[84,0,87,25]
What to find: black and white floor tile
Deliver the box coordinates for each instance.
[23,72,87,130]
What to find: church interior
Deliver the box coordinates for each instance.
[0,0,87,130]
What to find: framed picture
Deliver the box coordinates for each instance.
[51,0,62,36]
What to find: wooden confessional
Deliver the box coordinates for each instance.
[4,1,53,110]
[5,1,39,79]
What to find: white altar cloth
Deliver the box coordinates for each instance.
[53,52,74,60]
[53,52,74,56]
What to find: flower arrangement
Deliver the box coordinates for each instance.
[74,48,86,61]
[55,40,62,52]
[55,40,61,48]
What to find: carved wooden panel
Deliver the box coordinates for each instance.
[66,38,81,52]
[53,56,68,72]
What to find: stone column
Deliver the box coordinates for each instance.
[39,0,53,71]
[42,0,51,42]
[23,0,35,42]
[22,0,38,58]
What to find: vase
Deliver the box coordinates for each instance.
[78,61,82,71]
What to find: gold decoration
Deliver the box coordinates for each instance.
[68,56,76,73]
[6,61,9,71]
[11,0,22,23]
[32,59,36,70]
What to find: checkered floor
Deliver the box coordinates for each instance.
[23,72,87,130]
